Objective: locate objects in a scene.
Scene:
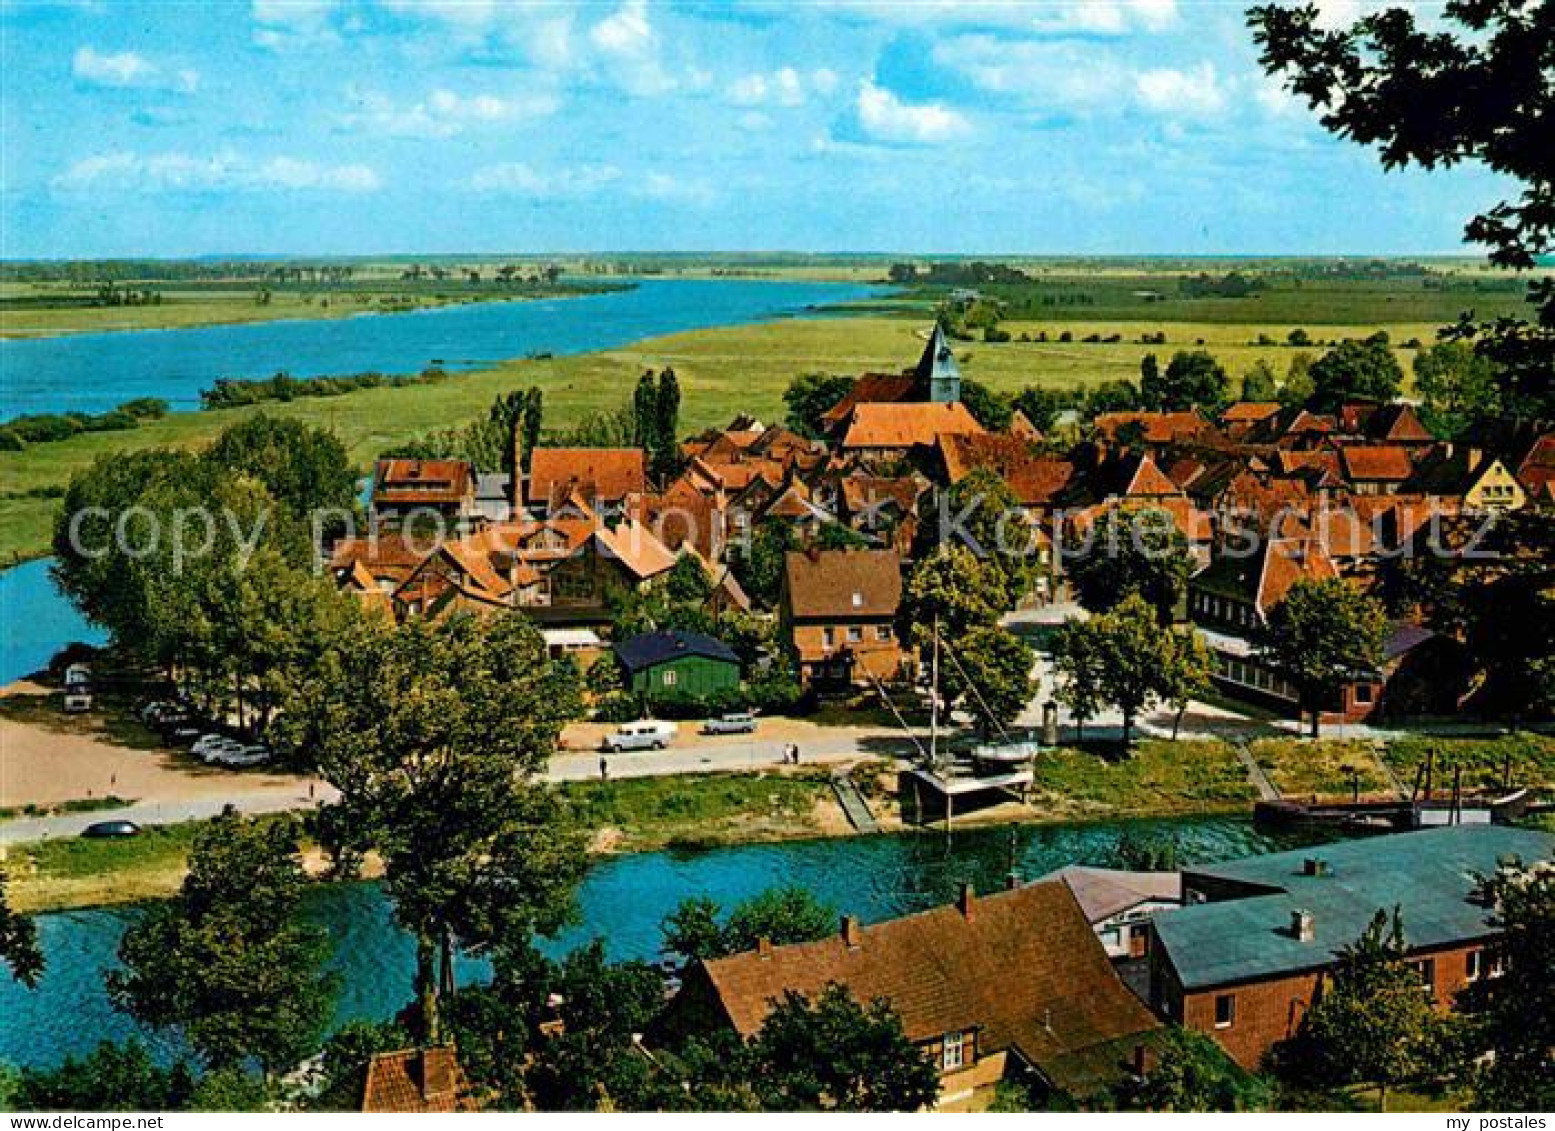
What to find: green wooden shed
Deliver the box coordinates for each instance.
[613,630,741,697]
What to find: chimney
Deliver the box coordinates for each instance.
[757,936,773,960]
[805,543,822,563]
[957,882,976,920]
[1291,908,1315,942]
[841,915,863,949]
[1302,857,1330,877]
[1005,871,1021,891]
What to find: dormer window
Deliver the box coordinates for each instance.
[942,1030,967,1071]
[852,592,864,608]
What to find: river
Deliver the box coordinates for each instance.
[0,277,881,418]
[0,815,1335,1070]
[0,276,882,685]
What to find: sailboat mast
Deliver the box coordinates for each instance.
[930,615,940,769]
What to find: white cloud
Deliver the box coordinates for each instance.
[727,66,807,108]
[54,149,380,193]
[787,0,1176,34]
[589,0,675,96]
[339,87,557,138]
[1135,62,1227,117]
[251,0,339,49]
[72,47,199,93]
[855,80,970,145]
[470,162,622,197]
[934,35,1127,113]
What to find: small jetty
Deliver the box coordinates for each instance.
[831,770,880,834]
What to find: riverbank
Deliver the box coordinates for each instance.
[0,280,622,340]
[0,310,1448,562]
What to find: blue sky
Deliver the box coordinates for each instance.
[0,0,1508,258]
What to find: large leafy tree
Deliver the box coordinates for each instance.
[285,611,586,1043]
[935,468,1039,598]
[1256,577,1387,737]
[652,367,682,482]
[900,544,1008,648]
[1142,350,1230,411]
[1158,630,1215,741]
[1249,0,1555,422]
[1289,908,1440,1111]
[747,983,940,1112]
[1089,594,1172,748]
[107,813,337,1079]
[1066,506,1194,624]
[1462,859,1555,1109]
[1413,341,1502,439]
[1052,616,1107,743]
[1119,1027,1269,1112]
[942,624,1036,736]
[783,372,855,440]
[0,866,43,988]
[662,886,836,968]
[203,413,356,519]
[959,378,1013,431]
[12,1041,196,1113]
[1307,334,1404,409]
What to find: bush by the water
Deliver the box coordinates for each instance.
[200,368,447,409]
[0,398,168,450]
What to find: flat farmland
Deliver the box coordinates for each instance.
[0,311,1449,563]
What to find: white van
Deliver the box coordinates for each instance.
[600,720,677,752]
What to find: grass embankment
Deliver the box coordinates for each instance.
[1383,732,1555,793]
[562,769,837,853]
[6,823,203,913]
[1026,739,1257,820]
[0,313,1454,563]
[1250,738,1398,801]
[2,769,842,913]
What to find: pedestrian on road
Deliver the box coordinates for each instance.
[600,756,609,781]
[793,745,801,764]
[308,781,316,801]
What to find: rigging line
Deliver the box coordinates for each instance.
[859,660,927,762]
[942,641,1014,745]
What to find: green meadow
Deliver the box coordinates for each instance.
[0,309,1466,563]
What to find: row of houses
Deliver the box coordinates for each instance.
[366,825,1553,1111]
[337,326,1551,721]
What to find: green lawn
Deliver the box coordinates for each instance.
[561,769,835,852]
[1250,738,1396,801]
[1027,739,1256,819]
[0,305,1470,563]
[1382,732,1555,793]
[7,822,204,913]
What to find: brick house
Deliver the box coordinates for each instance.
[524,447,647,518]
[1149,826,1553,1069]
[779,546,906,687]
[661,881,1162,1110]
[371,459,479,531]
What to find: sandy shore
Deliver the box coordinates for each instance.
[0,680,321,811]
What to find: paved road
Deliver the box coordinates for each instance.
[0,785,340,845]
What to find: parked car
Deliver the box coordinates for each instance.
[63,688,94,713]
[600,719,677,752]
[192,734,240,757]
[210,747,271,768]
[701,712,757,735]
[82,820,141,839]
[64,663,92,688]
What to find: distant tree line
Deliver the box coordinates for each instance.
[0,398,168,452]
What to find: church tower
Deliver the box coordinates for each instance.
[914,323,961,404]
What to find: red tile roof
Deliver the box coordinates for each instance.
[526,448,647,507]
[1220,401,1282,423]
[693,881,1159,1094]
[783,547,901,619]
[841,402,985,450]
[937,433,1074,506]
[1092,410,1212,445]
[1340,445,1415,482]
[373,459,474,506]
[821,373,918,424]
[361,1048,476,1113]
